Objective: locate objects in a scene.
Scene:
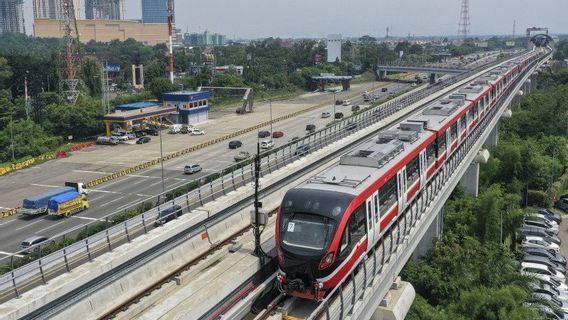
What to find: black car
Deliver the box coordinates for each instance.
[334,112,344,119]
[136,136,151,144]
[154,205,183,227]
[145,128,159,136]
[335,100,343,105]
[305,124,316,132]
[258,130,271,138]
[228,140,243,149]
[134,130,146,138]
[381,87,388,92]
[531,207,562,224]
[294,144,311,156]
[345,121,357,131]
[524,247,567,266]
[351,105,360,112]
[519,226,561,245]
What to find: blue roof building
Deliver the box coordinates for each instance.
[162,91,210,125]
[114,101,161,111]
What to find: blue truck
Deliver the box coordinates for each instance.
[21,182,89,217]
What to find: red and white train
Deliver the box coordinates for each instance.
[275,50,543,300]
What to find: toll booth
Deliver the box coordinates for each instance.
[162,91,210,125]
[102,105,177,136]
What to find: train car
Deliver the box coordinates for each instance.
[276,51,540,301]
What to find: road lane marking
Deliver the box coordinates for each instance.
[114,199,149,212]
[129,174,161,179]
[89,189,122,194]
[99,196,126,208]
[30,183,60,188]
[136,194,151,197]
[0,251,23,258]
[70,216,100,221]
[15,219,43,231]
[72,170,112,174]
[0,218,19,227]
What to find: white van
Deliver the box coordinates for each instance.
[169,124,182,134]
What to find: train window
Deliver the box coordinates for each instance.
[450,123,458,142]
[459,116,466,133]
[437,134,446,156]
[281,214,334,251]
[484,95,489,107]
[473,102,479,117]
[426,142,436,167]
[340,229,349,253]
[379,176,397,216]
[367,202,372,230]
[351,205,367,242]
[406,156,420,185]
[374,195,379,223]
[467,108,474,123]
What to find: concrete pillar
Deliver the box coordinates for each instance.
[485,122,499,147]
[104,121,111,136]
[429,73,436,84]
[460,162,480,197]
[413,208,443,258]
[372,280,415,320]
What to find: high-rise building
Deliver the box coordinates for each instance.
[34,0,81,19]
[326,34,342,62]
[0,0,25,33]
[85,0,123,20]
[142,0,171,24]
[183,30,226,47]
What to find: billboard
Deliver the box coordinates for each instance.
[505,40,515,47]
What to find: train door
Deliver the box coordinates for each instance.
[373,191,380,240]
[366,195,376,250]
[397,169,406,214]
[419,150,426,187]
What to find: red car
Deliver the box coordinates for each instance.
[272,131,284,138]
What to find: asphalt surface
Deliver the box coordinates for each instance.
[0,51,503,257]
[0,83,408,255]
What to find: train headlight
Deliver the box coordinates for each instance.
[319,251,335,270]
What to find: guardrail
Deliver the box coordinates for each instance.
[308,51,549,320]
[0,51,526,303]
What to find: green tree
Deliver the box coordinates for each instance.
[148,77,177,99]
[79,57,102,97]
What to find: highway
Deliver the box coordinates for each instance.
[0,82,409,255]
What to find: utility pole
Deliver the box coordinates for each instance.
[10,114,15,161]
[159,117,165,193]
[253,141,265,265]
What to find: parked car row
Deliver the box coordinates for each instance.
[520,207,568,319]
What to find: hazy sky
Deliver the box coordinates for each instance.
[24,0,568,39]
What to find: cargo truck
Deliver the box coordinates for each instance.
[20,182,89,217]
[47,191,90,217]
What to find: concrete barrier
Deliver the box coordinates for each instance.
[0,207,20,218]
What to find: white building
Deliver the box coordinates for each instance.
[327,34,342,63]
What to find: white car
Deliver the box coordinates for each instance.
[190,129,205,136]
[522,236,560,254]
[342,100,350,106]
[522,262,566,283]
[111,133,129,141]
[528,274,568,293]
[260,140,274,149]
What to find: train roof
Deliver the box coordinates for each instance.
[302,125,435,196]
[298,52,534,197]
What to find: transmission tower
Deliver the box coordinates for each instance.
[61,0,80,104]
[457,0,471,40]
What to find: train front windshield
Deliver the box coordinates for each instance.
[281,214,333,251]
[279,188,354,253]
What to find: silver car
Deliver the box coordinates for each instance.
[184,164,202,174]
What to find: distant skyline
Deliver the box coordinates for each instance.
[23,0,568,39]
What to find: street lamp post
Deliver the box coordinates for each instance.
[10,114,15,161]
[158,117,165,194]
[269,98,273,141]
[333,91,336,115]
